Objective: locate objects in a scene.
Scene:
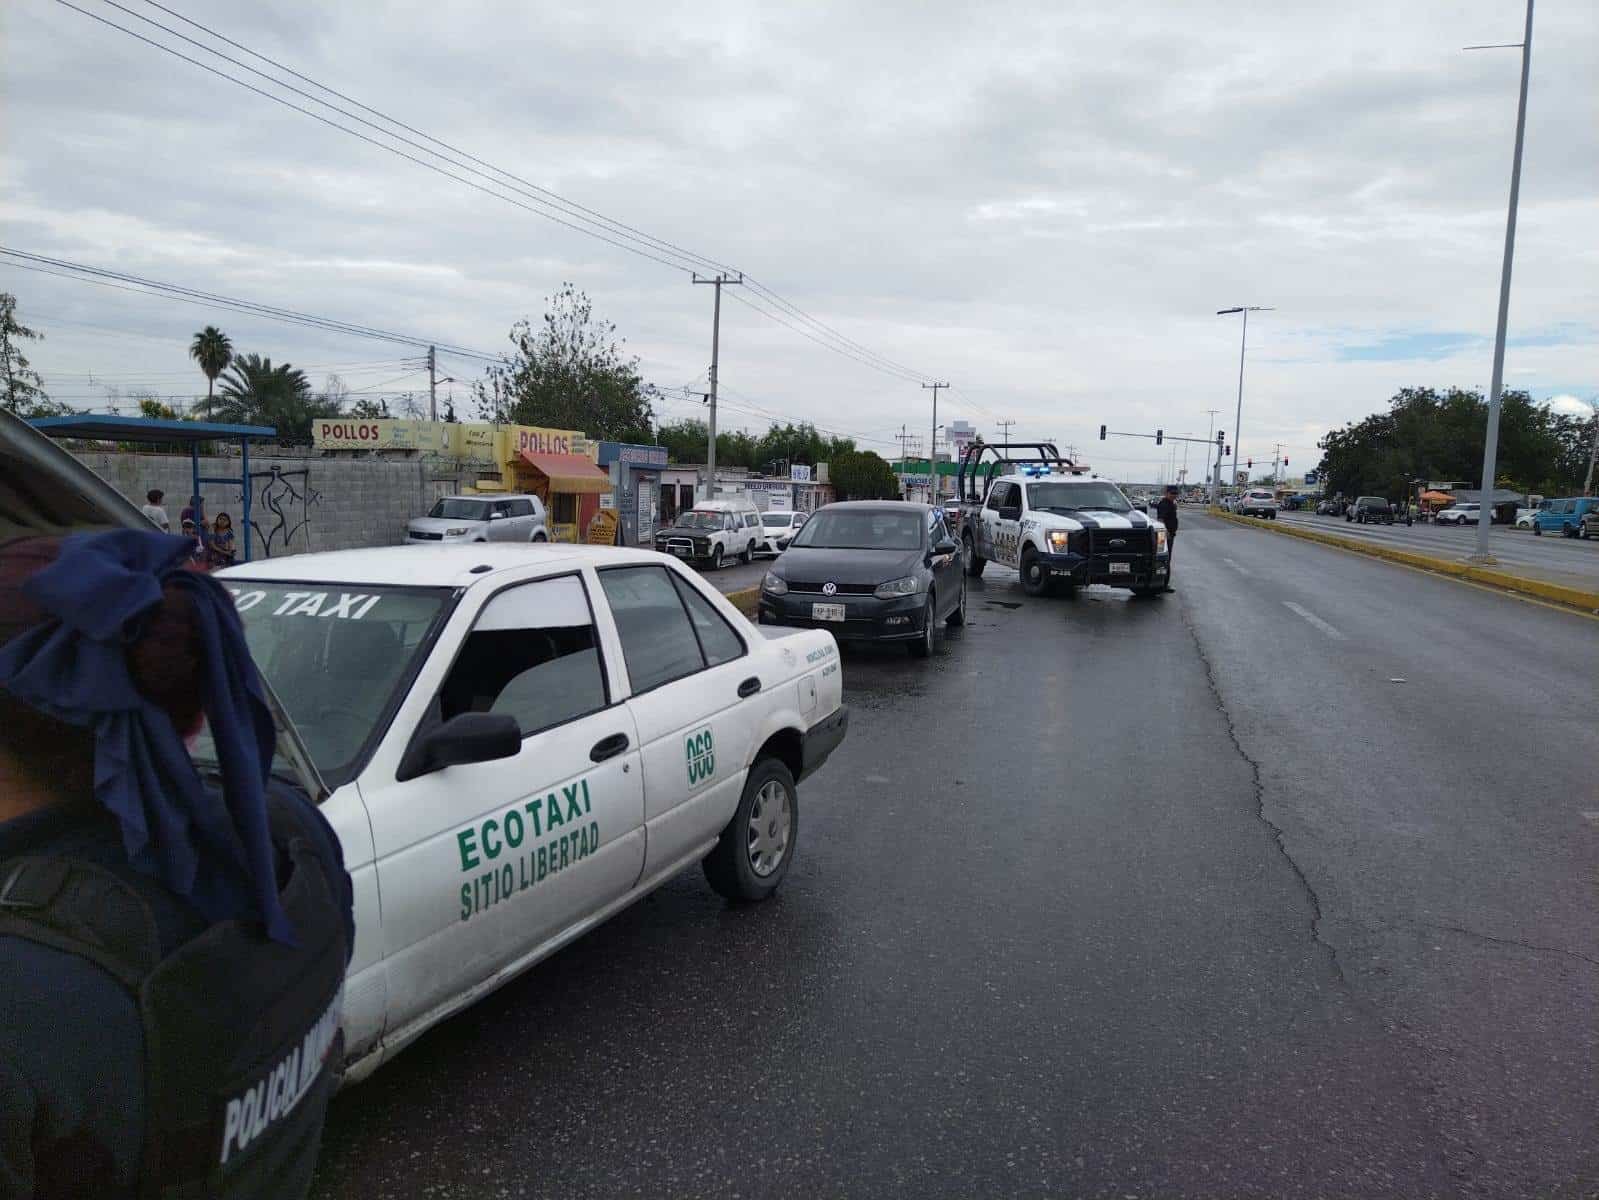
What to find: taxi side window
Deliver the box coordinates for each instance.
[670,574,744,668]
[598,565,720,693]
[437,575,608,737]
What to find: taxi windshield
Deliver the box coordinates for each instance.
[192,583,451,787]
[675,511,722,529]
[1026,481,1131,513]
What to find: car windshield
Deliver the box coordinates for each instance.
[762,512,795,527]
[791,509,923,550]
[191,583,450,787]
[1026,481,1131,513]
[675,511,722,529]
[428,498,491,521]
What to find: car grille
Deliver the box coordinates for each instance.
[658,536,705,553]
[408,530,443,541]
[1087,528,1152,557]
[784,581,879,595]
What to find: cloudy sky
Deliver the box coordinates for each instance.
[3,0,1595,478]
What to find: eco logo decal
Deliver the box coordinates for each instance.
[686,726,716,787]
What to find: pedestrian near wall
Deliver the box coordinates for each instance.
[0,530,355,1199]
[208,511,237,570]
[139,488,170,532]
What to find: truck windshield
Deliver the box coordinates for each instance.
[675,511,722,529]
[1026,481,1131,513]
[192,583,450,787]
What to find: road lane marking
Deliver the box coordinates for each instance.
[1222,557,1252,576]
[1283,601,1346,640]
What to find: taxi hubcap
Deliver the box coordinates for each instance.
[747,780,791,877]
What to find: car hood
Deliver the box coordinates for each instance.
[0,410,328,802]
[409,515,488,533]
[772,545,922,584]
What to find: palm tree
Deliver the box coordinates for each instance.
[209,353,336,441]
[189,326,233,403]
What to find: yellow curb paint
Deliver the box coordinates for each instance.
[724,585,761,617]
[1211,511,1599,617]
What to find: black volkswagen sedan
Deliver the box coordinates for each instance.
[757,501,964,658]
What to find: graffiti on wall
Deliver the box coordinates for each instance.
[250,466,321,557]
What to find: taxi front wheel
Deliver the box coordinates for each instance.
[704,758,797,901]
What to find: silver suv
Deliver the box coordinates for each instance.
[407,494,548,544]
[1236,489,1278,518]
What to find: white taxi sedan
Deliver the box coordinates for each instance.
[215,544,848,1084]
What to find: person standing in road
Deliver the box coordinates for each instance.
[0,529,354,1200]
[1156,483,1179,592]
[139,488,170,532]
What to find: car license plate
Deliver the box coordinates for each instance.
[811,602,846,622]
[1109,561,1131,574]
[670,546,690,556]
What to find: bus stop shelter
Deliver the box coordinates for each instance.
[27,415,277,561]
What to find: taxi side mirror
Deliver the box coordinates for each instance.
[398,712,521,781]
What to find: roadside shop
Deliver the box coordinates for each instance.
[499,426,608,543]
[595,441,668,545]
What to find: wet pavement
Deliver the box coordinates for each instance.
[310,512,1598,1199]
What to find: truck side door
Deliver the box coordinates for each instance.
[986,482,1021,567]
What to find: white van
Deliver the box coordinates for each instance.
[653,496,764,569]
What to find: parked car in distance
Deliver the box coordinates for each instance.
[756,509,808,557]
[1316,499,1341,516]
[1434,502,1480,527]
[1236,489,1278,518]
[1581,510,1599,540]
[1346,496,1395,525]
[1532,496,1599,538]
[1514,507,1538,529]
[759,501,965,659]
[407,494,548,544]
[653,496,764,568]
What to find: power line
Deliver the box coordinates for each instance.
[55,0,948,388]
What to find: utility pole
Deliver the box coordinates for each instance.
[693,274,744,501]
[896,425,915,495]
[1583,398,1598,496]
[997,418,1015,443]
[1468,0,1533,561]
[923,381,949,504]
[427,345,437,422]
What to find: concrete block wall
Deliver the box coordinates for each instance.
[69,448,449,558]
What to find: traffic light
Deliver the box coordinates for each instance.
[1098,424,1106,440]
[1155,429,1164,445]
[1224,445,1231,456]
[1247,458,1253,469]
[1284,456,1289,466]
[1217,430,1226,444]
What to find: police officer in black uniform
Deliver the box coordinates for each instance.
[1155,483,1180,591]
[0,530,354,1200]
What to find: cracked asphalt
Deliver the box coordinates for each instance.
[310,512,1598,1199]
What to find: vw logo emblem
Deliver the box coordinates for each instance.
[822,582,837,596]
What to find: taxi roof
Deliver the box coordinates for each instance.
[220,543,666,589]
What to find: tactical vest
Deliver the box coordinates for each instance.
[0,803,348,1199]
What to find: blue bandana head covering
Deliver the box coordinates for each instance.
[0,529,294,943]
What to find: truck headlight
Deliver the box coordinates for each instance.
[873,576,921,598]
[445,527,469,536]
[1046,529,1071,553]
[1155,527,1168,554]
[762,573,788,595]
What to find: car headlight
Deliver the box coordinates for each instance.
[445,527,469,536]
[1155,527,1168,554]
[762,572,788,595]
[1046,529,1072,553]
[873,576,921,599]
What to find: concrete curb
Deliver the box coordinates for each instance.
[1207,509,1599,615]
[724,585,761,617]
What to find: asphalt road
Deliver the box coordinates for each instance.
[310,511,1597,1199]
[1272,510,1599,590]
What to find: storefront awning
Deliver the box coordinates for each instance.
[517,450,611,494]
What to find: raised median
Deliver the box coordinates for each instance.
[1208,509,1599,615]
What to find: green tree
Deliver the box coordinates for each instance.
[1,292,64,416]
[135,394,179,420]
[347,397,391,419]
[188,326,233,403]
[474,283,656,441]
[657,418,708,463]
[203,353,337,442]
[829,450,901,500]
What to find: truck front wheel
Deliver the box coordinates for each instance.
[1020,546,1049,596]
[963,531,986,578]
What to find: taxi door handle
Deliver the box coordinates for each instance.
[589,733,630,763]
[737,676,762,699]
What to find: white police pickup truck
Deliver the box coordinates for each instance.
[956,443,1169,598]
[214,543,848,1083]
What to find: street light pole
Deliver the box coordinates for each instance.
[1217,306,1272,498]
[1469,0,1534,562]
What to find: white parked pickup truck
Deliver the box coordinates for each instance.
[215,543,848,1083]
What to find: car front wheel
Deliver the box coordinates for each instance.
[703,758,797,901]
[710,544,724,568]
[908,595,935,658]
[946,573,966,626]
